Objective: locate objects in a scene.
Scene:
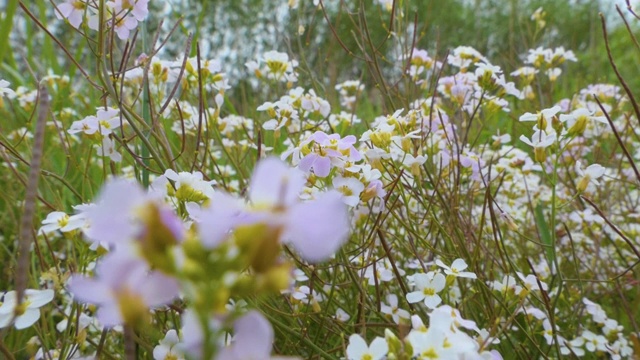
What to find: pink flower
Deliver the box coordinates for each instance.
[68,252,179,327]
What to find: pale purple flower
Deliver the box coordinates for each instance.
[83,178,146,245]
[55,0,86,29]
[112,14,139,40]
[83,178,183,247]
[191,191,246,248]
[309,131,361,161]
[68,252,179,327]
[108,0,149,21]
[196,157,350,263]
[180,311,207,358]
[218,311,274,360]
[298,152,333,177]
[298,131,361,177]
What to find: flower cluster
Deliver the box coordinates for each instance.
[55,0,150,39]
[2,1,639,358]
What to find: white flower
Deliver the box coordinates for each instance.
[519,130,556,148]
[39,211,70,235]
[546,68,562,82]
[519,130,556,162]
[516,273,548,292]
[0,289,54,329]
[380,294,410,324]
[0,79,16,98]
[406,272,446,309]
[335,308,350,322]
[95,137,122,162]
[346,334,388,360]
[435,258,477,279]
[582,330,608,353]
[164,169,216,201]
[559,108,607,136]
[519,106,561,132]
[575,162,606,192]
[153,329,184,360]
[332,176,365,207]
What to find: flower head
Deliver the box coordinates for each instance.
[68,252,180,328]
[346,334,388,360]
[435,258,477,279]
[0,289,54,330]
[575,162,606,192]
[406,272,446,309]
[218,311,275,360]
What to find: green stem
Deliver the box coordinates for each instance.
[141,22,151,187]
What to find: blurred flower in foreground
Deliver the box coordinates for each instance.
[196,157,350,264]
[217,311,275,360]
[68,252,179,328]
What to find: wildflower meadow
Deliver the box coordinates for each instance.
[1,0,640,358]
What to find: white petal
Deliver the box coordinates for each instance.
[451,258,468,271]
[369,337,389,359]
[424,294,442,309]
[346,334,368,359]
[14,308,40,329]
[26,289,54,308]
[406,291,424,304]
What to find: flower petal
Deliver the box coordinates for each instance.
[406,291,424,304]
[250,157,306,208]
[15,308,40,330]
[346,334,368,359]
[68,276,113,305]
[284,191,349,263]
[369,337,389,359]
[139,272,180,308]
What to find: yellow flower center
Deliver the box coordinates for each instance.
[338,185,353,197]
[423,288,435,296]
[422,348,439,359]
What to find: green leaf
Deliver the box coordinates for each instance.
[534,204,554,265]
